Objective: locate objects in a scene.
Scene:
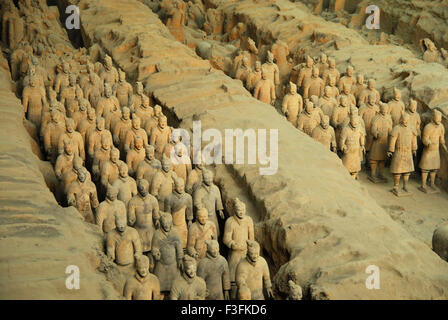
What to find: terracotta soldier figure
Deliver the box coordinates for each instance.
[62,155,91,196]
[136,145,161,187]
[100,55,119,88]
[319,86,338,117]
[235,56,252,84]
[406,99,421,139]
[388,88,405,127]
[316,53,329,76]
[58,118,85,161]
[187,207,217,260]
[144,104,163,137]
[128,179,160,253]
[193,169,224,236]
[197,240,231,300]
[388,113,418,196]
[60,74,77,113]
[55,141,75,183]
[369,103,393,183]
[253,70,276,105]
[245,61,262,92]
[340,114,365,179]
[359,79,380,105]
[322,58,340,86]
[353,74,366,101]
[261,51,279,87]
[87,117,112,160]
[223,198,254,297]
[338,65,355,91]
[96,83,120,120]
[165,177,193,249]
[359,93,379,153]
[130,82,148,113]
[115,69,133,108]
[186,161,204,194]
[169,255,206,300]
[125,116,149,156]
[150,115,171,160]
[72,100,88,129]
[126,136,146,177]
[92,134,112,181]
[106,213,142,266]
[123,254,161,300]
[43,109,66,164]
[311,115,337,152]
[338,83,356,108]
[76,108,96,145]
[297,100,320,136]
[235,240,273,300]
[112,162,138,208]
[303,67,324,99]
[152,212,184,297]
[422,41,441,63]
[151,156,178,210]
[331,96,352,144]
[418,109,447,193]
[22,76,46,130]
[67,168,99,223]
[54,61,70,94]
[281,82,303,126]
[84,71,102,108]
[96,184,127,234]
[100,148,123,196]
[112,106,132,154]
[296,55,314,89]
[327,75,340,99]
[134,95,153,128]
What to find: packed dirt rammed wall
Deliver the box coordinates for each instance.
[0,54,120,299]
[70,0,448,299]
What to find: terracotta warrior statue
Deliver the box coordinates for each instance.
[369,103,393,183]
[186,161,204,194]
[57,118,85,161]
[128,179,160,253]
[112,106,132,154]
[55,141,75,183]
[54,61,70,94]
[338,65,355,91]
[297,100,320,136]
[150,115,171,160]
[130,82,148,113]
[187,207,217,260]
[253,70,276,105]
[261,51,279,87]
[136,145,162,187]
[164,177,193,249]
[92,134,112,181]
[197,240,231,300]
[123,254,161,300]
[331,96,352,144]
[340,114,365,179]
[359,93,379,153]
[235,56,252,84]
[245,61,262,92]
[223,198,254,297]
[338,83,356,108]
[387,87,405,126]
[111,162,138,208]
[281,82,303,126]
[169,255,206,300]
[43,109,66,164]
[311,115,337,152]
[303,67,324,99]
[327,75,340,99]
[87,117,112,160]
[22,76,46,130]
[316,53,329,77]
[153,212,184,297]
[418,109,447,193]
[67,168,99,223]
[96,83,120,120]
[115,69,133,108]
[60,74,77,114]
[126,136,146,177]
[319,86,338,117]
[235,240,273,300]
[296,55,313,89]
[100,55,119,88]
[406,99,421,139]
[422,40,441,63]
[388,113,418,196]
[72,99,88,129]
[193,169,224,236]
[96,184,127,234]
[134,95,153,128]
[144,104,163,137]
[125,116,148,156]
[359,79,380,105]
[151,156,178,211]
[100,148,123,196]
[322,57,340,86]
[83,70,102,108]
[353,74,366,100]
[106,213,142,266]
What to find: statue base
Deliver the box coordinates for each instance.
[368,176,388,184]
[391,188,413,197]
[418,186,440,194]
